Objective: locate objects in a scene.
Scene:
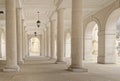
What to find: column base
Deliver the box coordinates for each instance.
[18,60,24,64]
[67,66,88,72]
[97,56,105,64]
[55,61,66,64]
[49,57,56,60]
[97,56,116,64]
[3,65,20,72]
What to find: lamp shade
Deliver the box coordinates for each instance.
[34,32,37,36]
[37,20,40,28]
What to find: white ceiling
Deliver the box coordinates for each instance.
[0,0,116,34]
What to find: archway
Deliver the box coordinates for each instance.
[84,21,98,62]
[105,8,120,63]
[29,37,40,56]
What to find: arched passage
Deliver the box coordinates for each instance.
[84,21,98,62]
[29,37,40,56]
[105,8,120,63]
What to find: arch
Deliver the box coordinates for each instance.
[105,8,120,34]
[29,37,40,56]
[84,21,98,62]
[105,8,120,63]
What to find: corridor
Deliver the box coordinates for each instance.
[0,57,120,81]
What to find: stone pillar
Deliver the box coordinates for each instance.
[64,33,67,57]
[0,31,2,58]
[40,35,42,56]
[50,20,56,59]
[22,20,26,60]
[3,0,20,72]
[98,30,116,64]
[47,26,51,57]
[16,8,24,64]
[56,8,65,63]
[44,30,47,56]
[44,31,47,56]
[97,30,105,63]
[26,34,29,57]
[105,33,116,63]
[45,29,47,57]
[41,34,44,56]
[68,0,87,72]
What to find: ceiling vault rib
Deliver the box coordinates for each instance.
[49,0,63,20]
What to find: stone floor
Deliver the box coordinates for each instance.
[0,57,120,81]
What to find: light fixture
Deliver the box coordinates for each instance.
[34,32,37,36]
[36,11,41,28]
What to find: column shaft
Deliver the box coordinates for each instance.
[68,0,87,72]
[22,20,26,59]
[44,31,47,56]
[16,8,24,64]
[98,31,116,64]
[3,0,19,72]
[50,20,56,59]
[0,31,2,58]
[26,34,29,57]
[47,27,51,57]
[56,9,65,63]
[41,34,45,56]
[40,35,42,56]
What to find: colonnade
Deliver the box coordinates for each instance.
[3,0,87,72]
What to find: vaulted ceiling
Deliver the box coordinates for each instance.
[0,0,116,34]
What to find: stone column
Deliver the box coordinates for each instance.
[41,34,45,56]
[44,31,47,56]
[26,34,29,57]
[97,30,116,64]
[68,0,87,72]
[22,20,26,60]
[50,20,56,59]
[47,26,51,57]
[40,35,42,56]
[97,30,105,63]
[64,33,67,57]
[56,8,65,63]
[16,8,24,64]
[0,31,2,58]
[3,0,20,72]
